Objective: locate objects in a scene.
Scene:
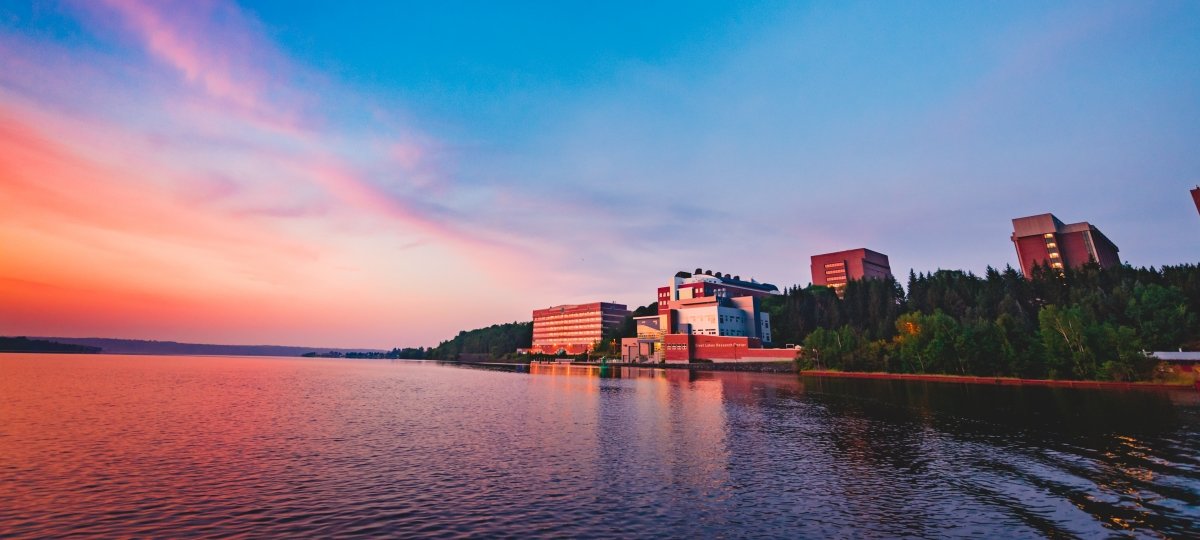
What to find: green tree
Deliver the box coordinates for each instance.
[801,326,861,370]
[1038,305,1093,379]
[1127,283,1194,351]
[957,319,1005,376]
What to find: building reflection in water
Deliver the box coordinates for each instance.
[5,355,1196,538]
[522,364,1198,537]
[526,364,742,523]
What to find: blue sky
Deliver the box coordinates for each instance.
[1,1,1198,346]
[254,0,1199,278]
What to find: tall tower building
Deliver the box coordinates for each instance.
[1010,213,1119,277]
[810,248,892,295]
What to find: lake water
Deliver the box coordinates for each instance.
[1,354,1197,538]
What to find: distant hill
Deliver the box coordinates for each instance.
[0,337,101,354]
[26,337,385,357]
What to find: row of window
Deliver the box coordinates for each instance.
[533,316,604,325]
[533,329,605,337]
[533,321,610,330]
[534,312,627,321]
[1043,235,1063,268]
[532,332,604,339]
[534,329,610,337]
[533,319,625,329]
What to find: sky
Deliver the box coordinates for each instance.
[1,1,1198,349]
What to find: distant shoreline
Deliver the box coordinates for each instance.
[0,337,100,354]
[13,336,385,357]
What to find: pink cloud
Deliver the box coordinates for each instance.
[101,0,264,110]
[72,1,518,255]
[0,0,568,345]
[0,105,319,265]
[392,142,426,170]
[300,160,532,264]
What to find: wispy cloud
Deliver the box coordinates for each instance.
[98,0,297,130]
[72,0,507,252]
[2,1,1195,345]
[0,0,545,345]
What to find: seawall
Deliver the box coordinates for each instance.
[798,370,1193,390]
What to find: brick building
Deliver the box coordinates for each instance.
[810,248,892,295]
[530,302,629,355]
[1010,213,1120,277]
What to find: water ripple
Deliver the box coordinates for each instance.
[0,355,1197,538]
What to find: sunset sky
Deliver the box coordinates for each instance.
[2,1,1198,348]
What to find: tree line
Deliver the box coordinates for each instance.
[0,337,101,354]
[302,348,434,359]
[422,322,533,360]
[301,322,532,361]
[761,263,1199,381]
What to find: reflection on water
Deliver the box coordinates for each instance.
[1,355,1197,538]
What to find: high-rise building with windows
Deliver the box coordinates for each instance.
[810,249,892,295]
[530,302,629,355]
[1010,213,1120,277]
